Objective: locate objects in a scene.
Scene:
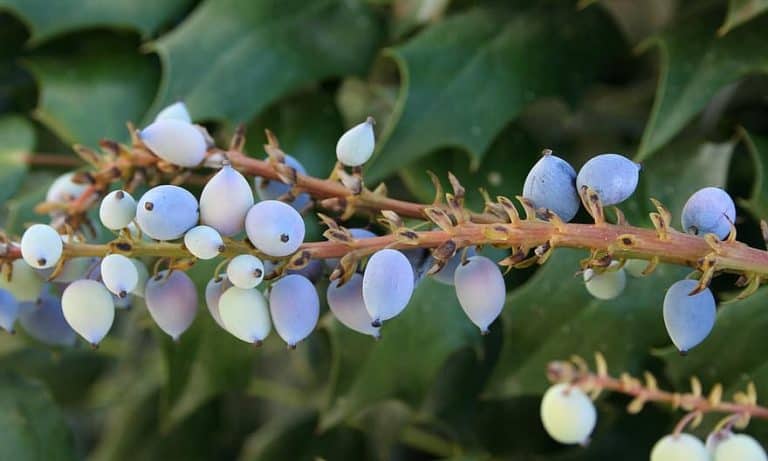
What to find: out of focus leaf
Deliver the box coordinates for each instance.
[1,173,52,235]
[150,0,382,122]
[239,412,368,461]
[637,12,768,159]
[24,36,159,146]
[719,0,768,35]
[739,128,768,219]
[0,373,77,461]
[320,278,482,429]
[0,115,34,204]
[0,0,194,44]
[399,126,539,211]
[365,4,625,180]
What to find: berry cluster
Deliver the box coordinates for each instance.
[0,102,765,456]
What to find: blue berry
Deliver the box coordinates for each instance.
[681,187,736,240]
[523,152,580,221]
[576,153,640,206]
[254,155,310,210]
[663,279,716,353]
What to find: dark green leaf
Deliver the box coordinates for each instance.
[24,36,159,146]
[0,372,77,461]
[637,12,768,159]
[365,4,625,180]
[0,0,194,44]
[739,128,768,219]
[320,278,482,429]
[150,0,382,122]
[0,115,34,204]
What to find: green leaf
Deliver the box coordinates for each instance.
[24,36,159,146]
[399,126,539,211]
[320,278,482,429]
[364,4,625,180]
[637,12,768,160]
[485,138,734,398]
[0,0,194,44]
[738,128,768,219]
[719,0,768,35]
[150,0,382,122]
[0,115,34,204]
[0,373,77,461]
[239,412,368,461]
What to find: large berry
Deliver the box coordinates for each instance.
[576,153,640,206]
[681,187,736,240]
[523,152,580,221]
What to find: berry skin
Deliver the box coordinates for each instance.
[651,433,709,461]
[46,172,87,204]
[540,383,597,445]
[20,224,63,269]
[218,286,271,344]
[336,117,375,167]
[712,433,767,461]
[681,187,736,240]
[18,293,76,347]
[454,256,506,333]
[623,259,648,278]
[100,254,139,298]
[226,254,265,289]
[254,154,311,210]
[136,185,199,241]
[362,249,415,325]
[99,190,136,230]
[61,279,115,346]
[140,119,206,167]
[663,279,716,353]
[327,273,380,339]
[523,152,580,222]
[199,164,254,236]
[431,247,476,286]
[0,259,44,301]
[269,274,319,347]
[184,225,224,260]
[576,153,640,206]
[145,270,198,341]
[204,275,230,328]
[583,262,626,300]
[245,200,305,257]
[0,288,19,333]
[130,258,149,297]
[154,101,191,123]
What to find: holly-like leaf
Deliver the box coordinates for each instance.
[24,36,159,146]
[364,4,625,180]
[149,0,381,123]
[719,0,768,35]
[0,116,34,204]
[0,373,77,461]
[0,0,194,44]
[636,12,768,160]
[320,278,482,429]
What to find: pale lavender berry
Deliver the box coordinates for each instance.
[681,187,736,240]
[576,153,640,206]
[523,152,580,221]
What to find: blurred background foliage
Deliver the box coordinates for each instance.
[1,0,768,459]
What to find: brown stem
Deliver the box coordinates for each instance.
[548,358,768,421]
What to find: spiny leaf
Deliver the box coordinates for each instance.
[365,4,625,180]
[149,0,381,123]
